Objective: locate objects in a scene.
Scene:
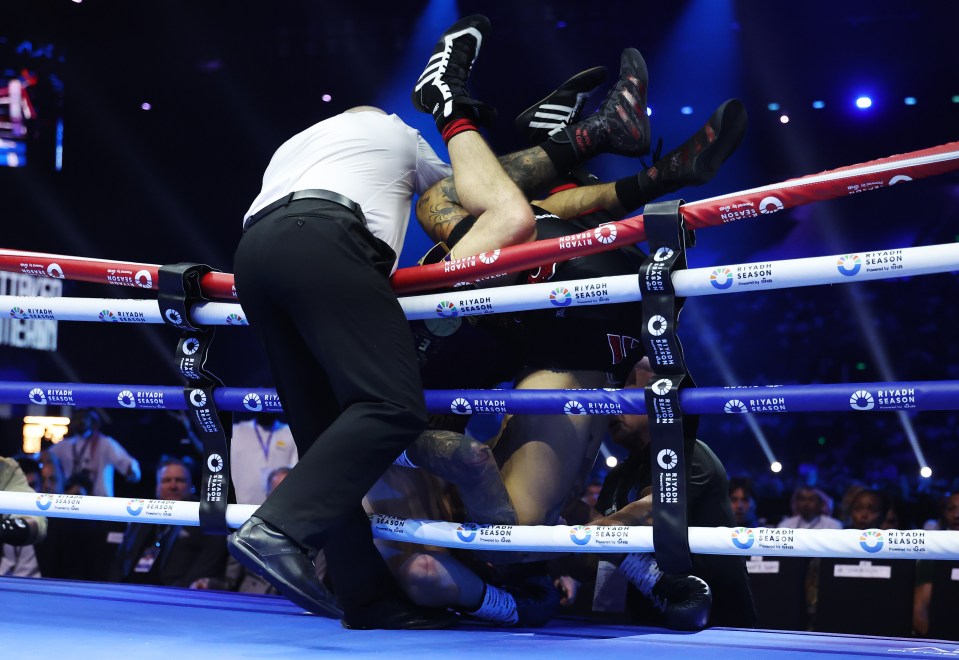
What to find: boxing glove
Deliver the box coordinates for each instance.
[618,552,712,630]
[0,516,32,545]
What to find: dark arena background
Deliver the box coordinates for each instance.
[1,0,958,656]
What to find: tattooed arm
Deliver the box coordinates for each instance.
[415,176,469,243]
[406,429,517,526]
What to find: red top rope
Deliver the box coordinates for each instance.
[1,141,956,299]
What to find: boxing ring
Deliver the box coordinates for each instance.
[2,141,959,656]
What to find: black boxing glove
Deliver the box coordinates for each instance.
[0,516,33,546]
[618,552,712,630]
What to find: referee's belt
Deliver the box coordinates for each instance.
[243,189,365,232]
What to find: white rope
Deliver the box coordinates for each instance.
[0,491,257,528]
[3,243,957,324]
[1,491,955,560]
[368,515,959,559]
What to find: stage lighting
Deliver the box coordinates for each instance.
[812,100,825,109]
[855,96,873,109]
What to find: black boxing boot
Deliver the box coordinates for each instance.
[615,98,747,211]
[540,48,650,174]
[515,66,609,144]
[618,552,712,630]
[412,14,496,137]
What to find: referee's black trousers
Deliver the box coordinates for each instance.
[234,199,427,609]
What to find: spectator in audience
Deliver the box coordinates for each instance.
[39,454,65,494]
[913,491,959,638]
[845,488,888,530]
[63,472,94,496]
[728,477,759,527]
[109,457,228,588]
[838,484,866,524]
[48,408,141,497]
[0,456,48,578]
[778,486,842,529]
[230,414,299,505]
[881,493,909,530]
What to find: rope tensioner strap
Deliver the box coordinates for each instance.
[158,263,232,535]
[639,200,696,574]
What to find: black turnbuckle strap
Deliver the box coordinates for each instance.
[638,200,695,574]
[159,263,232,535]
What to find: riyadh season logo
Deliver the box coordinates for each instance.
[35,494,52,511]
[117,390,136,409]
[226,313,246,326]
[182,337,201,356]
[98,309,116,322]
[724,399,748,414]
[653,247,674,262]
[478,250,500,264]
[837,254,862,276]
[594,224,617,244]
[859,529,884,553]
[28,388,47,405]
[564,401,586,415]
[135,270,153,288]
[731,527,755,549]
[850,390,875,411]
[207,453,224,473]
[189,389,208,408]
[710,267,734,290]
[9,306,28,320]
[243,392,263,412]
[126,499,145,516]
[46,263,64,279]
[888,175,912,186]
[759,196,784,214]
[549,287,572,307]
[657,449,678,470]
[450,398,472,415]
[647,315,668,336]
[435,301,458,318]
[651,378,673,396]
[570,525,592,546]
[456,524,478,543]
[165,309,183,325]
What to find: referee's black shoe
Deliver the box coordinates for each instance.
[228,516,343,618]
